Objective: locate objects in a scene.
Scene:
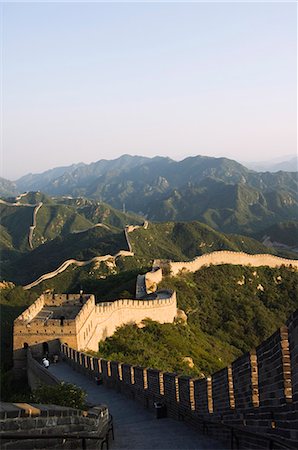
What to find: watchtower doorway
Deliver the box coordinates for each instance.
[42,342,49,355]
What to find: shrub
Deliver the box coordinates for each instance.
[31,382,87,410]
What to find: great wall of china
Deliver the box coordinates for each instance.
[7,198,298,448]
[168,251,298,275]
[56,304,298,448]
[0,197,43,249]
[2,195,297,288]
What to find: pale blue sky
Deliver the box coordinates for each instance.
[1,1,297,179]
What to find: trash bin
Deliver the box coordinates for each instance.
[154,402,167,419]
[95,376,103,385]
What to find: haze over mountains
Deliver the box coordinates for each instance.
[1,154,297,235]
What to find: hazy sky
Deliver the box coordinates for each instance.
[1,1,297,180]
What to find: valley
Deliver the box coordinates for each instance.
[1,156,297,379]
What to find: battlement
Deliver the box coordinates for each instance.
[61,307,298,448]
[169,251,298,276]
[13,289,177,359]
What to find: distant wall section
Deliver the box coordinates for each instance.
[169,251,298,276]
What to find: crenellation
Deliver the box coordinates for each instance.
[257,326,292,407]
[133,366,148,390]
[60,307,298,449]
[178,376,195,411]
[169,251,298,276]
[232,350,259,409]
[14,287,177,361]
[147,368,163,397]
[212,366,234,414]
[287,310,298,404]
[122,363,134,385]
[58,299,298,450]
[110,361,122,384]
[193,377,213,414]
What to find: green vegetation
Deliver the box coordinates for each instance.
[0,372,87,410]
[94,265,298,375]
[256,221,298,247]
[0,286,39,369]
[12,155,297,234]
[0,369,31,402]
[56,197,144,228]
[4,226,128,285]
[160,265,298,352]
[0,204,34,251]
[95,319,240,376]
[31,383,87,410]
[32,265,150,301]
[129,221,274,260]
[31,204,93,247]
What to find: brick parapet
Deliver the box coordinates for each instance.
[257,326,292,407]
[212,366,235,414]
[287,310,298,404]
[232,351,259,409]
[193,377,213,414]
[0,401,109,450]
[169,251,298,276]
[59,309,298,448]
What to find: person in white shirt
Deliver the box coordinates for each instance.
[42,357,50,369]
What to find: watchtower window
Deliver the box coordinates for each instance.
[23,343,28,349]
[60,316,65,326]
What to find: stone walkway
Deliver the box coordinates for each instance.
[49,363,226,450]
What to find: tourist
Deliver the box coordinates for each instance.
[42,357,50,369]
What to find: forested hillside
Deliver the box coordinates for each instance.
[95,265,298,375]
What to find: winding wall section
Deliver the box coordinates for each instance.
[23,250,134,290]
[169,251,298,276]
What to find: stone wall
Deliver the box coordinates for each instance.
[13,294,95,353]
[60,308,298,449]
[0,401,109,449]
[87,293,177,350]
[144,268,163,294]
[14,292,177,359]
[169,251,298,276]
[27,348,60,390]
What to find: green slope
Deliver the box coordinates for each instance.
[128,221,274,260]
[147,180,298,234]
[4,226,128,285]
[257,221,298,247]
[0,204,34,251]
[95,265,298,376]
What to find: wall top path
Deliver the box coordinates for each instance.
[169,251,298,275]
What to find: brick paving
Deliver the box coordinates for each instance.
[49,362,226,450]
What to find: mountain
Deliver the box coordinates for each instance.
[256,221,298,254]
[2,212,283,289]
[13,155,298,234]
[16,163,85,192]
[128,221,272,260]
[2,225,128,285]
[146,178,298,234]
[244,155,298,172]
[0,192,144,251]
[0,177,18,198]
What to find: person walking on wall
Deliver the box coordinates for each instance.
[42,357,50,369]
